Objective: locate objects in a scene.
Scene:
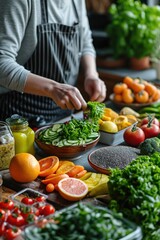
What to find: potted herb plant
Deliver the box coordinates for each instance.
[150,30,160,79]
[106,0,160,70]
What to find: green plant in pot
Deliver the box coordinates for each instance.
[150,30,160,79]
[106,0,160,70]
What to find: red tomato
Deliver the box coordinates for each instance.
[7,213,25,227]
[20,206,34,219]
[140,123,160,138]
[140,116,160,127]
[0,222,6,236]
[35,196,46,202]
[39,204,55,216]
[0,199,14,210]
[0,209,6,223]
[21,197,34,205]
[4,227,21,240]
[124,124,145,147]
[25,213,38,225]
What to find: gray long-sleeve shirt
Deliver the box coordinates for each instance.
[0,0,95,94]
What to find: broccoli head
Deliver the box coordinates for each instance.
[139,137,160,155]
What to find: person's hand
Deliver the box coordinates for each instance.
[84,76,107,102]
[51,82,87,111]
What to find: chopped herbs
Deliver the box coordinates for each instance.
[38,119,99,147]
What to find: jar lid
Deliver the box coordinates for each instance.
[6,114,28,127]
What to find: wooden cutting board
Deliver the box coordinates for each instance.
[2,170,76,210]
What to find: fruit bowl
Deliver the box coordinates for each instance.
[35,125,100,160]
[109,93,160,110]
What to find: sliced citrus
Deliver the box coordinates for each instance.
[56,161,75,174]
[38,156,59,177]
[58,178,88,201]
[9,153,40,183]
[41,173,69,185]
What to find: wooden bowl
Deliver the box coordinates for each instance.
[35,125,100,160]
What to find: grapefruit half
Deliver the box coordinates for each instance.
[58,178,88,201]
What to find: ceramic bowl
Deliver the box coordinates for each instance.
[35,125,100,160]
[88,146,140,174]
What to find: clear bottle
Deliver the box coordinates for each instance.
[6,115,35,155]
[0,121,15,170]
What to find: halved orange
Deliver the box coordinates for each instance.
[38,156,59,177]
[58,178,88,201]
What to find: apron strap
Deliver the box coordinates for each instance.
[41,0,48,24]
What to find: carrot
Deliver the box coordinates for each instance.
[42,173,69,185]
[74,169,87,178]
[66,165,84,177]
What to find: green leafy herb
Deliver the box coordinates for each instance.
[38,119,99,147]
[108,152,160,239]
[85,101,105,121]
[25,203,135,240]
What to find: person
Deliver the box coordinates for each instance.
[0,0,107,124]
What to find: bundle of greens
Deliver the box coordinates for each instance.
[84,101,105,122]
[108,152,160,240]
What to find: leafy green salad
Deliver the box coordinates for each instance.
[38,101,105,147]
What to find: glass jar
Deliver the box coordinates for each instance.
[0,121,15,170]
[6,115,35,155]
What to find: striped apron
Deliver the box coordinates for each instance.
[0,0,82,123]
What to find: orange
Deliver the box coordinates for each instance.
[58,178,88,201]
[9,153,40,183]
[123,76,133,88]
[38,156,59,177]
[56,161,75,174]
[113,83,127,94]
[46,183,55,193]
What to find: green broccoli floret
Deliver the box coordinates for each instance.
[139,137,160,155]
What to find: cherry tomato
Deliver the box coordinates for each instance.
[4,227,21,240]
[140,116,160,127]
[21,197,34,205]
[39,204,55,216]
[7,213,25,227]
[25,213,38,225]
[124,124,145,147]
[0,222,6,236]
[0,209,6,223]
[35,195,46,202]
[20,205,34,219]
[0,199,14,210]
[140,123,160,138]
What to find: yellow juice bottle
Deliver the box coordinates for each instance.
[6,115,35,155]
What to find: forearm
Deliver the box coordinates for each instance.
[24,73,55,98]
[80,55,99,79]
